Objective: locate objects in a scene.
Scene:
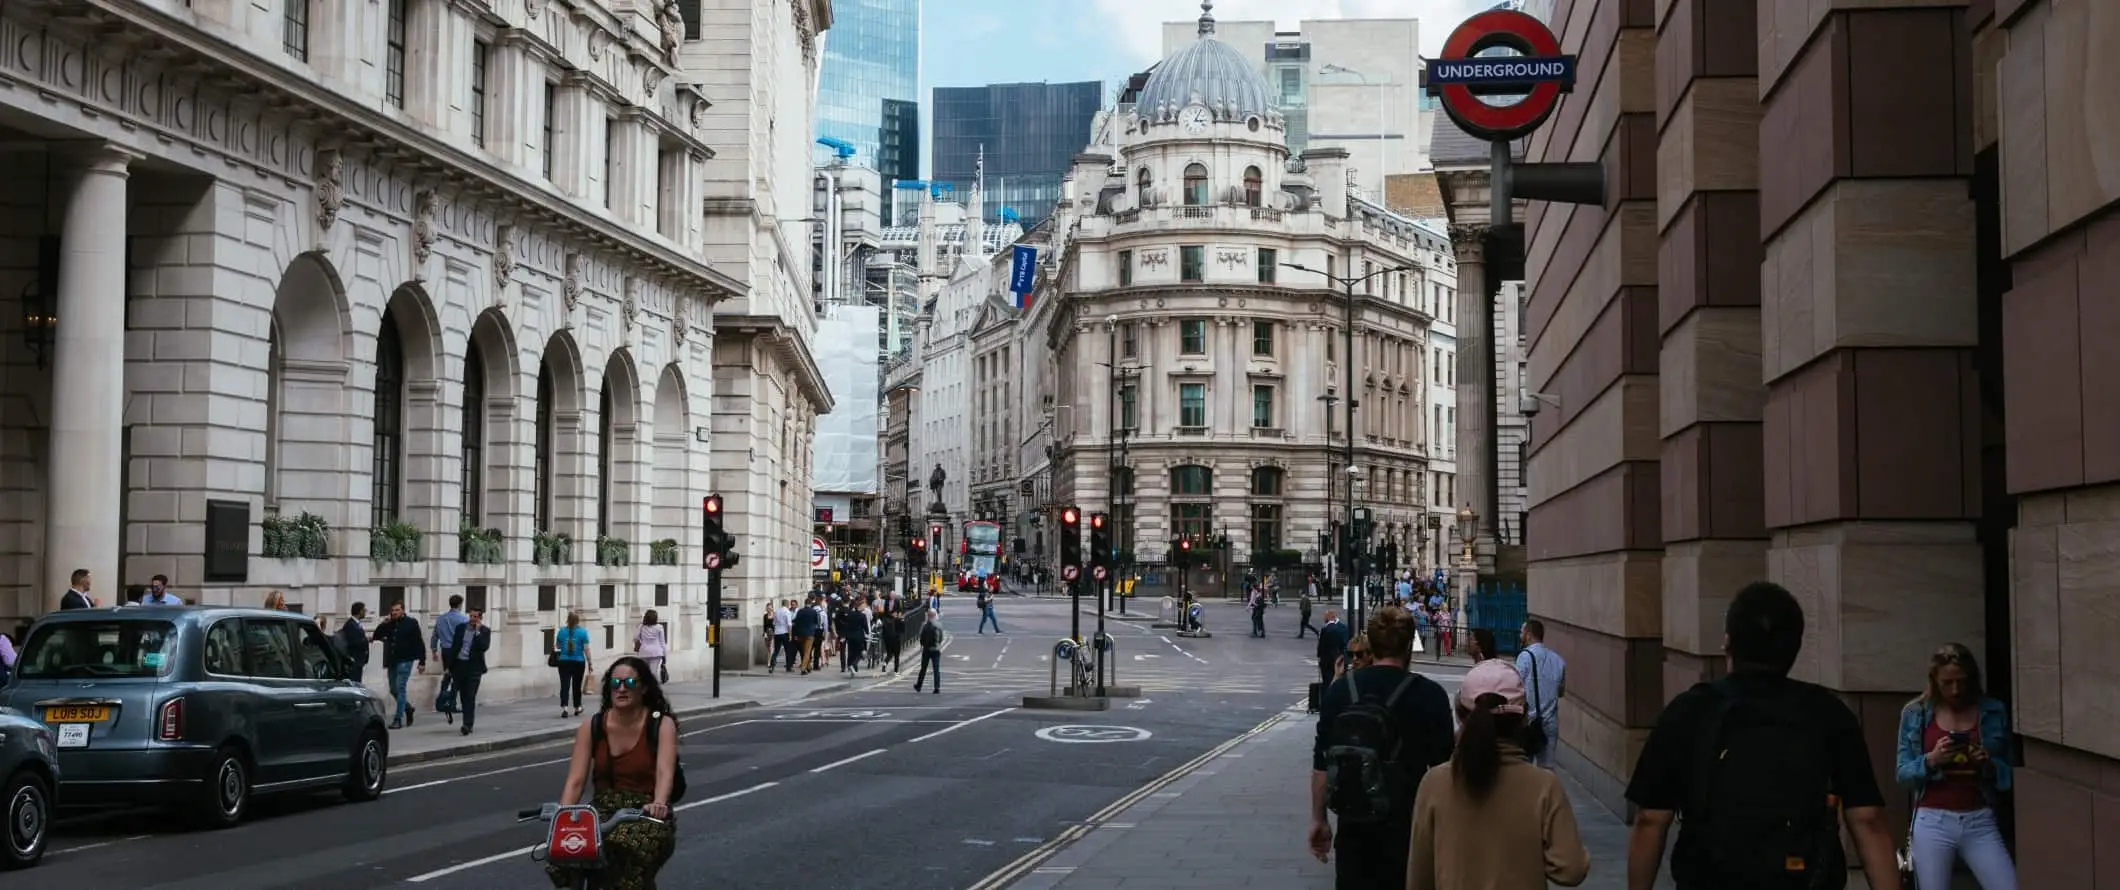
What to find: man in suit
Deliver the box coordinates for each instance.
[58,568,95,611]
[448,607,491,736]
[1315,610,1350,689]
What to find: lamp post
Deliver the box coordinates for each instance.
[1101,314,1141,616]
[1457,505,1480,568]
[1286,261,1408,635]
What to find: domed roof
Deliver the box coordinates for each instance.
[1135,2,1276,122]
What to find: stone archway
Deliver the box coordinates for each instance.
[532,330,586,541]
[651,364,690,558]
[265,252,351,526]
[372,284,443,542]
[460,307,520,532]
[595,348,642,552]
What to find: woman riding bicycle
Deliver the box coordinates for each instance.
[547,656,678,889]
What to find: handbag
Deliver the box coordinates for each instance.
[1896,796,1919,888]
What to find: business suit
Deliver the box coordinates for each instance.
[447,625,491,733]
[1315,619,1350,688]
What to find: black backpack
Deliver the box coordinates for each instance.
[1322,671,1420,823]
[593,711,688,803]
[1682,679,1846,890]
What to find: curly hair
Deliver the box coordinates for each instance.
[598,655,676,717]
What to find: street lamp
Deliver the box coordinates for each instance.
[1101,314,1143,614]
[1457,505,1480,568]
[1286,260,1409,634]
[1319,63,1390,199]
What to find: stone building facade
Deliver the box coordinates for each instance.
[0,0,826,696]
[1038,8,1441,576]
[1513,0,2120,880]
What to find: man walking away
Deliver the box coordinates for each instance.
[1624,581,1902,890]
[792,597,821,674]
[449,608,491,735]
[431,594,467,724]
[1250,589,1268,638]
[841,604,869,676]
[1515,619,1566,769]
[774,600,796,672]
[977,587,1000,634]
[370,602,425,729]
[1298,592,1318,638]
[911,608,942,693]
[1315,611,1350,690]
[880,606,904,673]
[337,602,372,683]
[1308,606,1455,889]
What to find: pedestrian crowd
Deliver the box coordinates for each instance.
[1302,579,2018,890]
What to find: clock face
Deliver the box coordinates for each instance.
[1180,106,1211,134]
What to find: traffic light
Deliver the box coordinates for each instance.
[1058,506,1082,572]
[1088,512,1112,575]
[909,536,927,567]
[701,494,741,569]
[1174,536,1192,568]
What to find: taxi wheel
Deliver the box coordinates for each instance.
[191,746,250,830]
[0,768,49,870]
[342,727,387,802]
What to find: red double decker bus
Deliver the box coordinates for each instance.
[958,520,1002,591]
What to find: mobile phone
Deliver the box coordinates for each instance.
[1946,730,1972,745]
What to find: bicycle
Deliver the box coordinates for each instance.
[516,802,666,890]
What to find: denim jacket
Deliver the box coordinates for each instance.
[1894,696,2013,805]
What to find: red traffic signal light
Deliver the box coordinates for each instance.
[912,538,926,550]
[703,495,722,515]
[1061,507,1080,526]
[1090,513,1106,529]
[1179,538,1192,551]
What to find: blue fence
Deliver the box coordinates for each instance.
[1463,582,1529,656]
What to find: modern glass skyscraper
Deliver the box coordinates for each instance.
[816,0,919,187]
[930,81,1103,229]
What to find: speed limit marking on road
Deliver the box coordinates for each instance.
[1034,725,1153,744]
[1061,565,1080,581]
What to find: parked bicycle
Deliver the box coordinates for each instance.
[517,802,665,890]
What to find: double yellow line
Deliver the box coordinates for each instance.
[963,707,1297,890]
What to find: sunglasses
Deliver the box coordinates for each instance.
[608,676,640,690]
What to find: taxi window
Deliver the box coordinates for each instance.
[241,620,297,680]
[17,620,178,679]
[203,620,244,675]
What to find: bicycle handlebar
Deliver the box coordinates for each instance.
[516,803,667,830]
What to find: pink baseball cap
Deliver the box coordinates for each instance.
[1459,659,1528,715]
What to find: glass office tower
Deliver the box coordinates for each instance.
[817,0,919,212]
[930,81,1103,229]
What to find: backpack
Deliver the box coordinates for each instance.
[592,711,688,803]
[1682,679,1846,890]
[1322,671,1421,824]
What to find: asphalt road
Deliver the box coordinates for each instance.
[31,598,1330,889]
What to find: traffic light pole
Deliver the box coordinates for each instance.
[707,566,722,699]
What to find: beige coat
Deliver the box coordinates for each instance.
[1406,747,1590,890]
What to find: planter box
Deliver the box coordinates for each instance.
[252,557,331,589]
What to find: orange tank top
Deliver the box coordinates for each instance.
[594,717,658,794]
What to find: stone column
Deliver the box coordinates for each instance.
[1447,223,1494,574]
[45,145,137,599]
[1655,0,1768,697]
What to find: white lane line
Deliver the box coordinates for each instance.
[808,747,888,774]
[47,834,149,857]
[907,706,1014,743]
[675,779,778,812]
[387,757,572,795]
[992,639,1009,670]
[406,782,780,882]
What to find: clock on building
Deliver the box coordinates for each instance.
[1179,104,1212,135]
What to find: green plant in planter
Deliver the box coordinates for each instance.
[648,538,680,566]
[596,535,631,567]
[458,519,504,565]
[370,521,424,564]
[533,530,573,567]
[262,511,331,560]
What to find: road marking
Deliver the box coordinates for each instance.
[1013,837,1043,843]
[1132,653,1160,660]
[906,706,1014,743]
[1125,698,1152,710]
[386,757,571,795]
[808,747,888,773]
[962,838,997,846]
[47,834,149,857]
[992,639,1010,670]
[964,710,1292,890]
[1033,725,1152,744]
[674,779,778,812]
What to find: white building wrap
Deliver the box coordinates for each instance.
[812,305,884,494]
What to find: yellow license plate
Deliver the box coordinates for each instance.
[45,706,111,723]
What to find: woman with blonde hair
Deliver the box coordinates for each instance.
[263,590,287,611]
[1895,642,2016,890]
[1407,658,1590,890]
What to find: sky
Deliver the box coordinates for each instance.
[919,0,1501,98]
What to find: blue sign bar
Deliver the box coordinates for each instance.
[1009,245,1038,294]
[1423,55,1577,91]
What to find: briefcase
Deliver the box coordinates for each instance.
[1307,682,1322,713]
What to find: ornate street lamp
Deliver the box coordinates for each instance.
[1456,505,1480,568]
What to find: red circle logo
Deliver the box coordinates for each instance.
[1432,9,1570,143]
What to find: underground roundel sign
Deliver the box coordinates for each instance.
[1423,9,1578,143]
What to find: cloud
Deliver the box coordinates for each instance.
[1087,0,1502,64]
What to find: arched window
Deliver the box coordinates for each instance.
[1136,167,1153,202]
[1251,466,1283,497]
[597,384,613,537]
[1183,163,1209,206]
[461,340,486,523]
[372,310,405,523]
[1243,166,1262,207]
[535,362,555,531]
[1171,464,1212,496]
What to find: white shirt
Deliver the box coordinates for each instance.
[772,606,792,635]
